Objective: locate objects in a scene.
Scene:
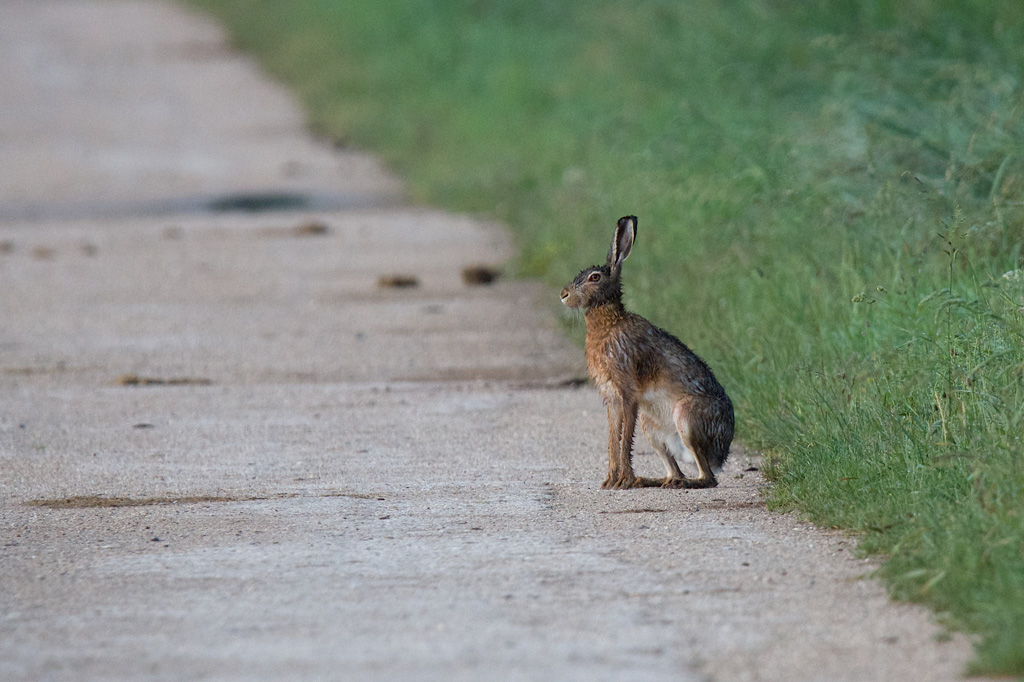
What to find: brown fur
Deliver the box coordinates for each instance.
[561,216,734,490]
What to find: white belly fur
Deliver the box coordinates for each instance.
[638,388,695,466]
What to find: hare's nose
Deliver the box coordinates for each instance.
[560,288,570,302]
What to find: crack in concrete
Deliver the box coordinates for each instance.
[0,190,401,224]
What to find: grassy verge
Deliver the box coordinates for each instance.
[187,0,1024,673]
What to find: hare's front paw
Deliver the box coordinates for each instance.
[610,473,640,489]
[601,469,626,489]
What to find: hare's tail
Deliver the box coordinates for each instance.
[704,397,735,471]
[678,393,734,481]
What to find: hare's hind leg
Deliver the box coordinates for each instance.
[666,398,718,489]
[638,413,685,487]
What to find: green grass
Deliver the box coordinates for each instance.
[186,0,1024,673]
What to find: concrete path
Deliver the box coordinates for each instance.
[0,2,977,681]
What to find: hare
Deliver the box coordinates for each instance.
[560,215,734,489]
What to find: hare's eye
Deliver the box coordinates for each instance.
[588,273,601,282]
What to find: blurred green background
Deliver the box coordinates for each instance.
[188,1,1024,673]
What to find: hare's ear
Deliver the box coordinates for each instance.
[607,215,637,274]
